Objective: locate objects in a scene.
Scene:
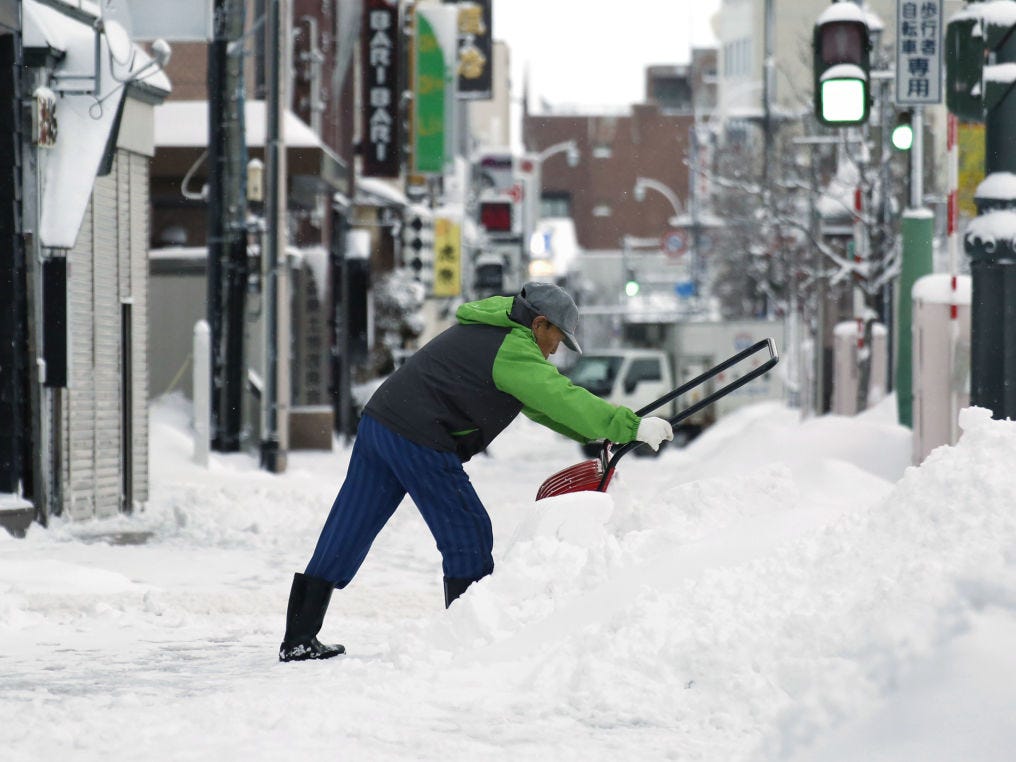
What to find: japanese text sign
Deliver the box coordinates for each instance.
[896,0,944,105]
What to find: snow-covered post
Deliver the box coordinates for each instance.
[193,320,211,467]
[912,274,971,464]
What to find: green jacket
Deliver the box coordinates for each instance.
[365,294,640,461]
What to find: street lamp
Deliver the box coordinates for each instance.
[536,139,580,167]
[521,139,580,269]
[521,140,580,220]
[633,176,683,227]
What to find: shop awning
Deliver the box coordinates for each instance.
[153,100,348,193]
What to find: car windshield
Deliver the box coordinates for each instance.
[565,355,623,396]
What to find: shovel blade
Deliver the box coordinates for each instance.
[535,457,614,501]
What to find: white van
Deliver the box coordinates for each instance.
[564,349,676,456]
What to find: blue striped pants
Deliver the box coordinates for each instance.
[305,413,495,587]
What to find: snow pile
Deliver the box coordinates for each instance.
[2,397,1016,760]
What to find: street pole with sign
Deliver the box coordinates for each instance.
[894,0,942,428]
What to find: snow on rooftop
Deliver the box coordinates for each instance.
[24,0,171,248]
[64,0,100,14]
[22,0,72,50]
[355,176,410,207]
[154,101,323,149]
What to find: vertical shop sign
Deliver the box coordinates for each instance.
[432,216,461,296]
[412,5,456,174]
[361,0,401,177]
[447,0,492,99]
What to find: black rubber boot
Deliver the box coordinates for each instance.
[279,572,345,662]
[443,577,476,608]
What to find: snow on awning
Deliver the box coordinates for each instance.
[355,177,409,208]
[154,100,324,149]
[25,0,171,248]
[153,100,348,192]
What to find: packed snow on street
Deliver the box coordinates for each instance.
[3,393,1016,761]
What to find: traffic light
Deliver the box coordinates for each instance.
[891,110,914,151]
[402,205,434,287]
[945,12,985,122]
[479,199,513,234]
[953,4,1016,421]
[813,3,871,126]
[624,269,640,297]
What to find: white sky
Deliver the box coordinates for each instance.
[492,0,723,110]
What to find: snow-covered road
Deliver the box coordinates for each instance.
[3,396,1016,761]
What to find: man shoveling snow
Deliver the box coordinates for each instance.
[279,282,673,661]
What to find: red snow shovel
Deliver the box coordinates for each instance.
[536,338,779,501]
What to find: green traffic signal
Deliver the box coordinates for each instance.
[891,111,914,151]
[625,279,640,297]
[813,6,871,127]
[820,73,867,124]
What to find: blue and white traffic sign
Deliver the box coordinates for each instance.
[661,229,688,258]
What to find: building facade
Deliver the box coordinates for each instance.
[522,52,717,254]
[1,0,170,535]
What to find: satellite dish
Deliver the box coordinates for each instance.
[104,20,132,66]
[151,39,172,69]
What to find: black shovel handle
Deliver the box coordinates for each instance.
[597,338,779,488]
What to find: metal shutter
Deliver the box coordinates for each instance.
[91,165,122,519]
[60,148,152,518]
[128,152,149,505]
[64,189,96,519]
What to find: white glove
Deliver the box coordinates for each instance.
[636,416,674,452]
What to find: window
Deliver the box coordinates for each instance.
[625,358,663,387]
[540,192,571,219]
[566,355,624,397]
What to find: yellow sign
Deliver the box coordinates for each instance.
[433,217,461,297]
[957,121,985,219]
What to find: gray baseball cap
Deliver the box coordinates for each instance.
[518,281,582,353]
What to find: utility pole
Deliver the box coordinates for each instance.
[794,134,843,416]
[761,0,776,318]
[893,0,945,428]
[207,0,248,451]
[762,0,775,193]
[261,0,290,472]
